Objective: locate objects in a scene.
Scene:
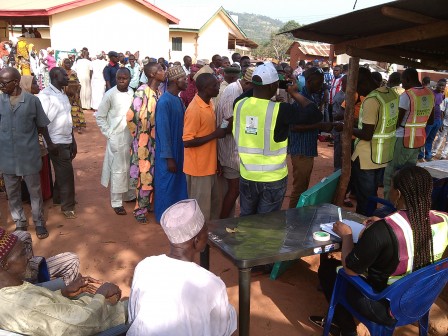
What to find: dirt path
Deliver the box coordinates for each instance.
[0,111,444,335]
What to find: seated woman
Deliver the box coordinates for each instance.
[0,228,127,336]
[311,166,448,336]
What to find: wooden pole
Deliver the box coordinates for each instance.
[334,56,359,206]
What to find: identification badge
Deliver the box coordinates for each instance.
[245,116,258,135]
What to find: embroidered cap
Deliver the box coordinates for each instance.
[252,62,279,85]
[243,67,255,83]
[167,65,186,81]
[193,65,214,81]
[0,228,18,263]
[160,199,205,244]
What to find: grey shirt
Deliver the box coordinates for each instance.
[0,91,50,175]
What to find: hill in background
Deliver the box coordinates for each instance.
[228,11,284,44]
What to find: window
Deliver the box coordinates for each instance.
[172,37,182,51]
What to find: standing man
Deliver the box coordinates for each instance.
[103,51,120,91]
[127,62,166,223]
[0,67,51,238]
[126,54,141,92]
[128,199,237,336]
[215,68,254,218]
[182,55,192,75]
[383,68,434,199]
[183,73,226,221]
[73,48,92,110]
[231,52,241,67]
[154,66,189,223]
[351,68,400,215]
[233,62,322,216]
[419,79,446,161]
[96,68,135,215]
[38,67,77,220]
[328,64,343,121]
[288,67,335,209]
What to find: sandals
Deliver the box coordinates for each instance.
[134,214,148,224]
[35,226,49,239]
[62,210,77,219]
[113,206,127,215]
[309,315,342,336]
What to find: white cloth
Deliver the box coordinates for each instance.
[215,80,243,171]
[90,59,108,110]
[95,86,134,193]
[127,255,237,336]
[38,84,73,144]
[126,63,141,89]
[74,58,92,109]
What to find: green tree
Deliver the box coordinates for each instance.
[279,20,301,38]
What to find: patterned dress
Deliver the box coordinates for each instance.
[126,84,159,218]
[65,70,86,128]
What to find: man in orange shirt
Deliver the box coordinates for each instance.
[183,73,226,220]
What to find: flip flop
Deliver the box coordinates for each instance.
[62,210,77,219]
[113,206,127,215]
[134,214,148,224]
[35,226,49,239]
[15,226,28,232]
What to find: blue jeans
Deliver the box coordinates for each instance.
[351,158,383,216]
[419,119,442,160]
[239,176,287,216]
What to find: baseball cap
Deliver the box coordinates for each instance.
[252,62,279,85]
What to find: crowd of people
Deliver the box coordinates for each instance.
[0,39,447,335]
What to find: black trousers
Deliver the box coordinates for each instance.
[49,144,75,211]
[319,258,396,335]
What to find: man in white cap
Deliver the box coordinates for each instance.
[233,62,322,216]
[127,199,237,336]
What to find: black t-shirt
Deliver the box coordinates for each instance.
[233,91,322,143]
[345,219,399,292]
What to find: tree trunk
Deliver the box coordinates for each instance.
[334,57,360,206]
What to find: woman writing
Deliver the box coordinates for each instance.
[311,166,448,336]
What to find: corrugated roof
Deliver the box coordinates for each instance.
[0,0,179,24]
[285,0,448,70]
[296,41,331,57]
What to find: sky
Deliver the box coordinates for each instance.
[154,0,395,25]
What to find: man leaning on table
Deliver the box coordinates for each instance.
[232,62,322,216]
[127,199,237,336]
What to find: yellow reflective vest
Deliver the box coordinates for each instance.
[356,88,399,164]
[233,97,287,182]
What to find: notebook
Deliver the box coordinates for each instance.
[320,219,365,243]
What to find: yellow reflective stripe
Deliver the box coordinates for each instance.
[389,213,414,272]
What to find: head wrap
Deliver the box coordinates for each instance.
[160,199,205,244]
[0,228,18,263]
[167,65,186,81]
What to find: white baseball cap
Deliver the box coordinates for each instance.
[252,62,279,85]
[160,199,205,244]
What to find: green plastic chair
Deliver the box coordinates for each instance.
[270,169,341,280]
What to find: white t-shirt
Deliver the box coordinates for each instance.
[127,255,237,336]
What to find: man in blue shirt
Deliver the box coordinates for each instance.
[103,51,120,91]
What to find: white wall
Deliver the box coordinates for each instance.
[50,0,169,59]
[197,14,231,61]
[169,31,197,63]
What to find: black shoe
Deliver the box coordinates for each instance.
[309,315,341,336]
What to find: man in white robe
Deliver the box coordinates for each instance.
[127,199,237,336]
[95,68,135,215]
[73,49,92,109]
[90,54,108,110]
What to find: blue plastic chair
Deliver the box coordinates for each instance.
[323,258,448,336]
[270,170,341,280]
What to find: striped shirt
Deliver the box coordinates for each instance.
[287,87,321,157]
[216,80,243,170]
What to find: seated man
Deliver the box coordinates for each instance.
[0,228,127,336]
[128,199,237,336]
[12,230,80,286]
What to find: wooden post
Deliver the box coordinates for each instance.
[334,57,359,206]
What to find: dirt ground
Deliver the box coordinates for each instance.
[0,111,447,335]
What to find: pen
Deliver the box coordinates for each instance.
[338,207,342,222]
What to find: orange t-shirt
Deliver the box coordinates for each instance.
[183,94,217,176]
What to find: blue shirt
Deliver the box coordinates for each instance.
[287,87,321,157]
[103,63,120,90]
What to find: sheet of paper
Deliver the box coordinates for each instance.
[319,219,364,243]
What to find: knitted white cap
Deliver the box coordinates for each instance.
[160,199,205,244]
